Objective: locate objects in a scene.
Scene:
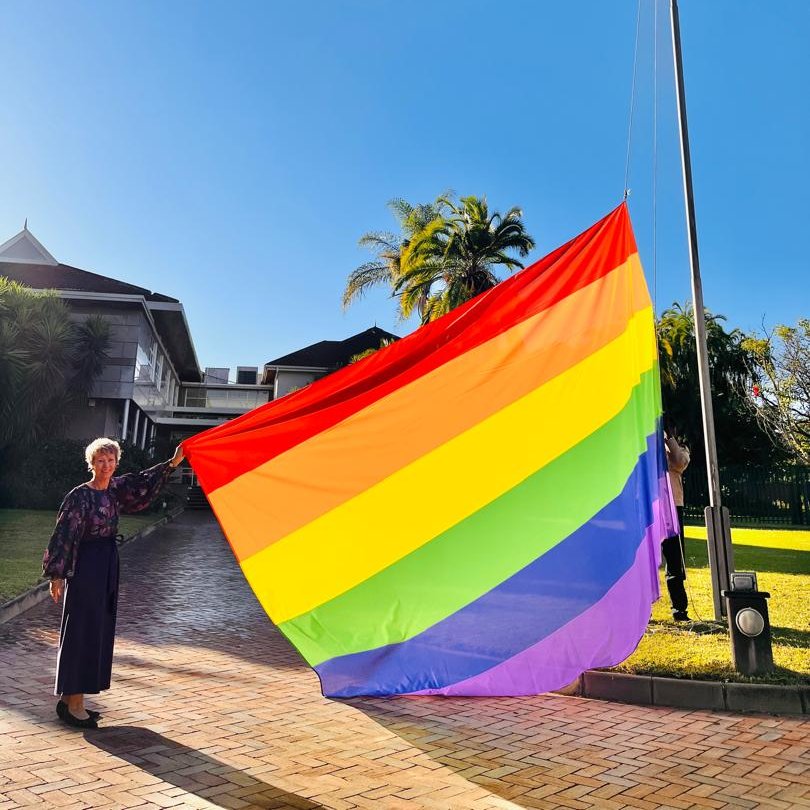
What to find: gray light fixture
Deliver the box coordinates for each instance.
[735,607,765,638]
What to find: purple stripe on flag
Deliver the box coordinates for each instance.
[408,489,673,697]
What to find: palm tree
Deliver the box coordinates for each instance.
[0,278,110,450]
[343,194,535,324]
[342,198,444,319]
[69,315,111,395]
[396,194,535,323]
[348,337,397,364]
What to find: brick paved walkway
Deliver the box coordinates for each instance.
[1,512,808,810]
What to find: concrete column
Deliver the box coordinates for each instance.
[140,416,149,450]
[131,407,140,448]
[121,400,130,443]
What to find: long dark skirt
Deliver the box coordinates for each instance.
[55,536,120,696]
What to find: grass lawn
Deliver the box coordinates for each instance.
[615,526,810,685]
[0,509,162,604]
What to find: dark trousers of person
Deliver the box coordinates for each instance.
[661,505,688,615]
[55,535,120,696]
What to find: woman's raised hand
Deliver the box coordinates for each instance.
[170,445,185,468]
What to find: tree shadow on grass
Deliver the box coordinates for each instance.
[770,625,810,647]
[684,538,810,575]
[86,726,324,809]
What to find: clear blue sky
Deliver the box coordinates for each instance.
[1,1,807,372]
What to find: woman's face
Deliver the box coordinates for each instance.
[91,450,118,481]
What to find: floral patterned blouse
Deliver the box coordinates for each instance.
[42,461,174,580]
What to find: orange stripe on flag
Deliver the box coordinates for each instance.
[210,254,650,562]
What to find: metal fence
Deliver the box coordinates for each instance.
[683,465,810,526]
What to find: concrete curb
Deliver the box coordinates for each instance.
[0,507,185,626]
[555,670,808,716]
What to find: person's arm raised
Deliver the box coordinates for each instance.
[170,445,185,468]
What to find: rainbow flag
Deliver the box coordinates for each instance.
[183,203,676,697]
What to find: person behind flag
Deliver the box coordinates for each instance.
[43,438,184,728]
[662,416,691,621]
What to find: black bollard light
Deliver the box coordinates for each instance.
[722,571,774,676]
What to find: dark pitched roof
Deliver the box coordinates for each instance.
[266,326,400,369]
[0,261,179,303]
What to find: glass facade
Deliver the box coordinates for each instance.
[134,332,180,413]
[135,342,152,382]
[180,386,270,409]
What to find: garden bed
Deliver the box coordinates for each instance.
[615,527,809,685]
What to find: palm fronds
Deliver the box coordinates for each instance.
[344,193,535,325]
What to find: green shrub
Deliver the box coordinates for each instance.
[0,439,180,511]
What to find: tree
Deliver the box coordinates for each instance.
[349,337,397,364]
[343,194,535,324]
[656,302,778,469]
[397,194,536,323]
[0,278,111,452]
[743,319,810,464]
[342,198,444,319]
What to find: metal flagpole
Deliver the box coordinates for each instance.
[669,0,734,621]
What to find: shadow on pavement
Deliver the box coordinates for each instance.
[86,725,324,809]
[345,692,565,805]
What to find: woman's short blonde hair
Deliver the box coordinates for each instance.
[85,438,122,471]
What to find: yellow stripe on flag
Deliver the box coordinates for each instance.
[241,306,657,623]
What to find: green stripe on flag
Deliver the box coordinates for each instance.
[280,364,661,665]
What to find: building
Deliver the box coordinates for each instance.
[0,225,399,461]
[263,326,399,397]
[0,225,272,456]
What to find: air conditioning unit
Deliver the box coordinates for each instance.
[204,367,229,384]
[236,366,258,385]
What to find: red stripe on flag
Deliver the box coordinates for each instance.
[184,203,636,494]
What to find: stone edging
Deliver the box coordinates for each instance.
[556,670,808,716]
[0,507,185,626]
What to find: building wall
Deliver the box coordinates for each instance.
[67,301,179,413]
[275,370,320,398]
[65,400,122,443]
[132,310,180,414]
[61,301,183,449]
[68,302,140,400]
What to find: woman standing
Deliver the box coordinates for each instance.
[663,419,691,622]
[43,438,184,729]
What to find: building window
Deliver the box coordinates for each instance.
[135,342,153,382]
[183,388,206,407]
[160,356,170,394]
[155,353,164,391]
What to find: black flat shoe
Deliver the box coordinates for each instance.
[56,700,98,729]
[57,700,101,720]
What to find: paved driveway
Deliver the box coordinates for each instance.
[1,513,807,809]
